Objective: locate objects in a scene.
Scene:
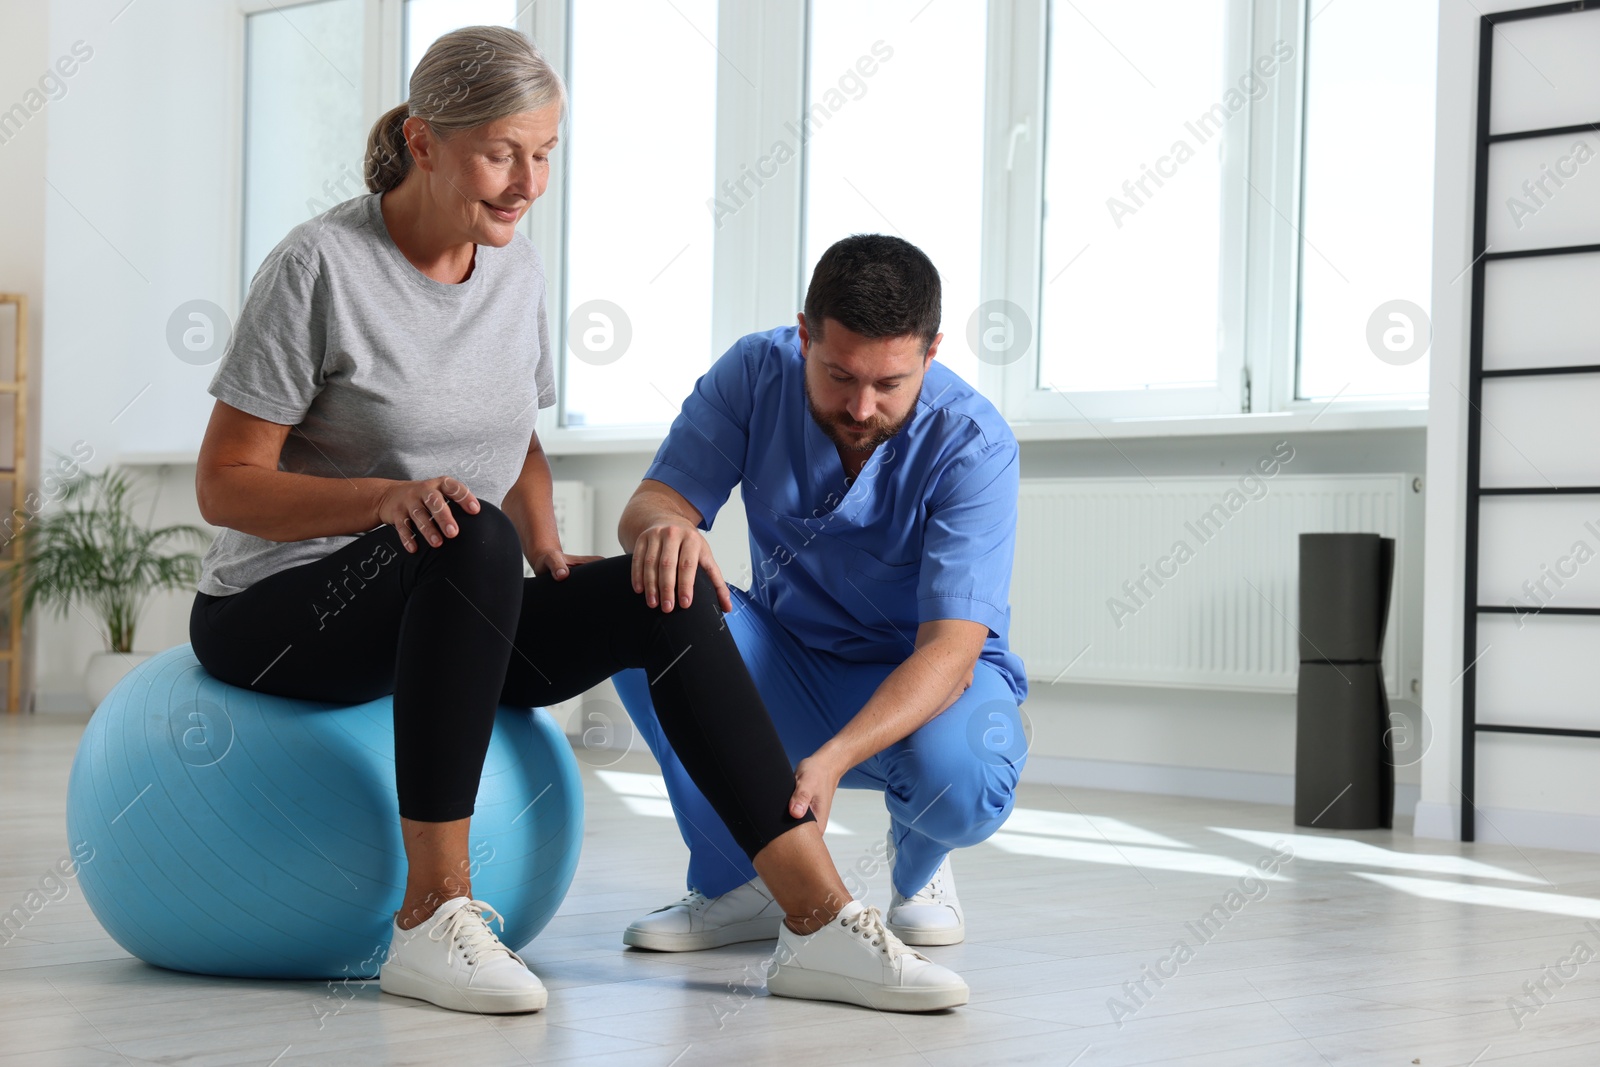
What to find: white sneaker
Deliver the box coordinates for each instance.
[886,843,966,946]
[766,899,969,1012]
[379,896,547,1013]
[622,877,784,951]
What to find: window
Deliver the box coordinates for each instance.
[241,0,366,298]
[237,0,1433,438]
[802,0,989,387]
[989,0,1434,424]
[561,0,718,427]
[993,0,1256,420]
[403,0,517,91]
[1296,0,1437,401]
[1038,0,1235,398]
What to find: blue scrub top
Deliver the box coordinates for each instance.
[643,324,1028,703]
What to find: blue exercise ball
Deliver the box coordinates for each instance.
[65,645,584,980]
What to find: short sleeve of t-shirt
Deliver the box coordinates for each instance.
[917,439,1020,637]
[642,341,754,529]
[207,248,326,425]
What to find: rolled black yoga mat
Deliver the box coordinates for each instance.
[1297,533,1394,662]
[1294,533,1396,829]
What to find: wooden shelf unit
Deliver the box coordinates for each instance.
[0,293,29,714]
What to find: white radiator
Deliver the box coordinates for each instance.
[1010,473,1421,695]
[550,480,595,557]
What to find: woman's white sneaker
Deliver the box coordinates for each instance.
[766,900,969,1012]
[379,896,547,1013]
[622,877,784,951]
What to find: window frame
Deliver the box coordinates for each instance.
[987,0,1256,422]
[237,0,1429,452]
[1286,0,1437,409]
[537,0,808,444]
[984,0,1428,425]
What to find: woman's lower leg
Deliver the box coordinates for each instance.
[500,559,849,924]
[751,824,851,935]
[388,505,525,929]
[395,816,474,929]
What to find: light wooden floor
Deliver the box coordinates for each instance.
[5,711,1600,1066]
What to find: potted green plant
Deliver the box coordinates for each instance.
[2,461,210,708]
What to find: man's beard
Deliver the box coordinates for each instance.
[805,374,922,455]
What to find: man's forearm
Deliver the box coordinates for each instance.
[817,630,982,769]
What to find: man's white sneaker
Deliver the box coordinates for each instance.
[766,900,968,1012]
[379,896,547,1013]
[886,850,966,946]
[623,877,784,951]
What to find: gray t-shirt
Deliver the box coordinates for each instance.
[195,192,556,596]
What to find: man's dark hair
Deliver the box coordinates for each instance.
[802,234,941,350]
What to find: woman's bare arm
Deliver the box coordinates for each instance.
[194,400,476,550]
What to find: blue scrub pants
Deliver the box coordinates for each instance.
[613,585,1026,899]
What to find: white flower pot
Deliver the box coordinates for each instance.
[85,650,156,709]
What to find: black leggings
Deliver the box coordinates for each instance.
[188,501,811,860]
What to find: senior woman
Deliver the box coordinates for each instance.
[188,26,966,1017]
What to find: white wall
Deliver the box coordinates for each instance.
[1414,0,1600,852]
[560,427,1435,815]
[554,428,1434,816]
[1015,429,1427,811]
[50,428,1428,819]
[31,0,239,697]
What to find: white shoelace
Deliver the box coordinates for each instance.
[843,905,924,963]
[653,888,712,914]
[428,899,520,967]
[903,867,947,906]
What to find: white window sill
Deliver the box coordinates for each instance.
[117,406,1427,466]
[537,426,670,456]
[1009,404,1428,444]
[531,404,1428,456]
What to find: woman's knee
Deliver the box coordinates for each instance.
[689,569,722,611]
[426,498,523,579]
[639,565,726,632]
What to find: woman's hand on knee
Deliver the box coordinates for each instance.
[376,476,479,553]
[530,547,604,580]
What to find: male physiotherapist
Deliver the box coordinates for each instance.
[612,234,1028,951]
